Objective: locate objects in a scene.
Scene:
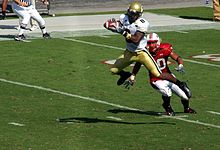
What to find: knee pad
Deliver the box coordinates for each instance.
[110,68,119,75]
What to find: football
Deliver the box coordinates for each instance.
[103,19,121,31]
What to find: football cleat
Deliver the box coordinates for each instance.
[117,72,132,86]
[14,34,26,41]
[178,82,192,99]
[43,32,51,39]
[184,107,197,114]
[162,103,175,116]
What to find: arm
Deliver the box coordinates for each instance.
[2,0,8,12]
[170,51,183,65]
[123,62,142,89]
[170,51,185,73]
[14,0,29,6]
[132,62,142,76]
[122,30,144,44]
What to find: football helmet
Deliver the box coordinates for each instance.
[146,33,161,53]
[127,1,143,23]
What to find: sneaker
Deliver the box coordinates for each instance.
[0,15,6,20]
[43,32,51,39]
[184,107,197,114]
[162,103,175,116]
[117,72,132,85]
[29,25,38,31]
[14,34,26,41]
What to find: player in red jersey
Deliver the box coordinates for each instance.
[125,33,196,116]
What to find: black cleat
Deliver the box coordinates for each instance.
[162,103,175,116]
[43,32,51,39]
[117,72,132,85]
[0,15,6,20]
[184,107,197,114]
[14,34,26,41]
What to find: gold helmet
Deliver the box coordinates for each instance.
[127,1,143,22]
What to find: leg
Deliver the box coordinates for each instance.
[13,8,31,41]
[30,8,50,38]
[1,0,8,20]
[213,0,220,21]
[170,83,196,113]
[162,96,175,116]
[110,50,133,85]
[30,0,38,30]
[151,80,175,116]
[181,99,197,114]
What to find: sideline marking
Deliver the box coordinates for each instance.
[207,111,220,115]
[61,37,220,68]
[0,78,220,129]
[158,115,188,119]
[106,116,122,121]
[0,78,140,112]
[8,122,25,127]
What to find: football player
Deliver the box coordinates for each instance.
[104,1,187,92]
[127,33,196,116]
[12,0,50,41]
[1,0,8,20]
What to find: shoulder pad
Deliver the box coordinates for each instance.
[159,43,173,54]
[160,43,173,50]
[135,18,149,33]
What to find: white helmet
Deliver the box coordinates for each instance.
[146,33,160,52]
[146,33,160,45]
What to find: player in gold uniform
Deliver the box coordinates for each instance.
[104,1,187,90]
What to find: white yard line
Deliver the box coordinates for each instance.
[61,37,220,68]
[207,111,220,115]
[8,122,25,127]
[106,116,122,121]
[0,78,220,129]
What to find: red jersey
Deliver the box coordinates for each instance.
[149,43,173,83]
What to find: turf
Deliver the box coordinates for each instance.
[0,7,220,150]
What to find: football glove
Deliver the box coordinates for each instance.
[123,75,136,89]
[175,64,185,74]
[122,29,131,39]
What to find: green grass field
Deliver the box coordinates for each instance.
[0,7,220,150]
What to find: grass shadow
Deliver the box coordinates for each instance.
[108,108,162,116]
[0,34,15,39]
[57,117,176,125]
[57,117,146,124]
[0,25,17,29]
[179,16,213,21]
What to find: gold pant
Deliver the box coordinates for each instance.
[110,49,161,77]
[213,0,220,19]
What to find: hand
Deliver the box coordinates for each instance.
[42,0,49,5]
[175,64,185,74]
[122,29,131,39]
[21,2,29,7]
[123,75,136,89]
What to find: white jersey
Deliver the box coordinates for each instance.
[119,14,150,52]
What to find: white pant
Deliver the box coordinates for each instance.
[151,80,189,100]
[12,3,45,26]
